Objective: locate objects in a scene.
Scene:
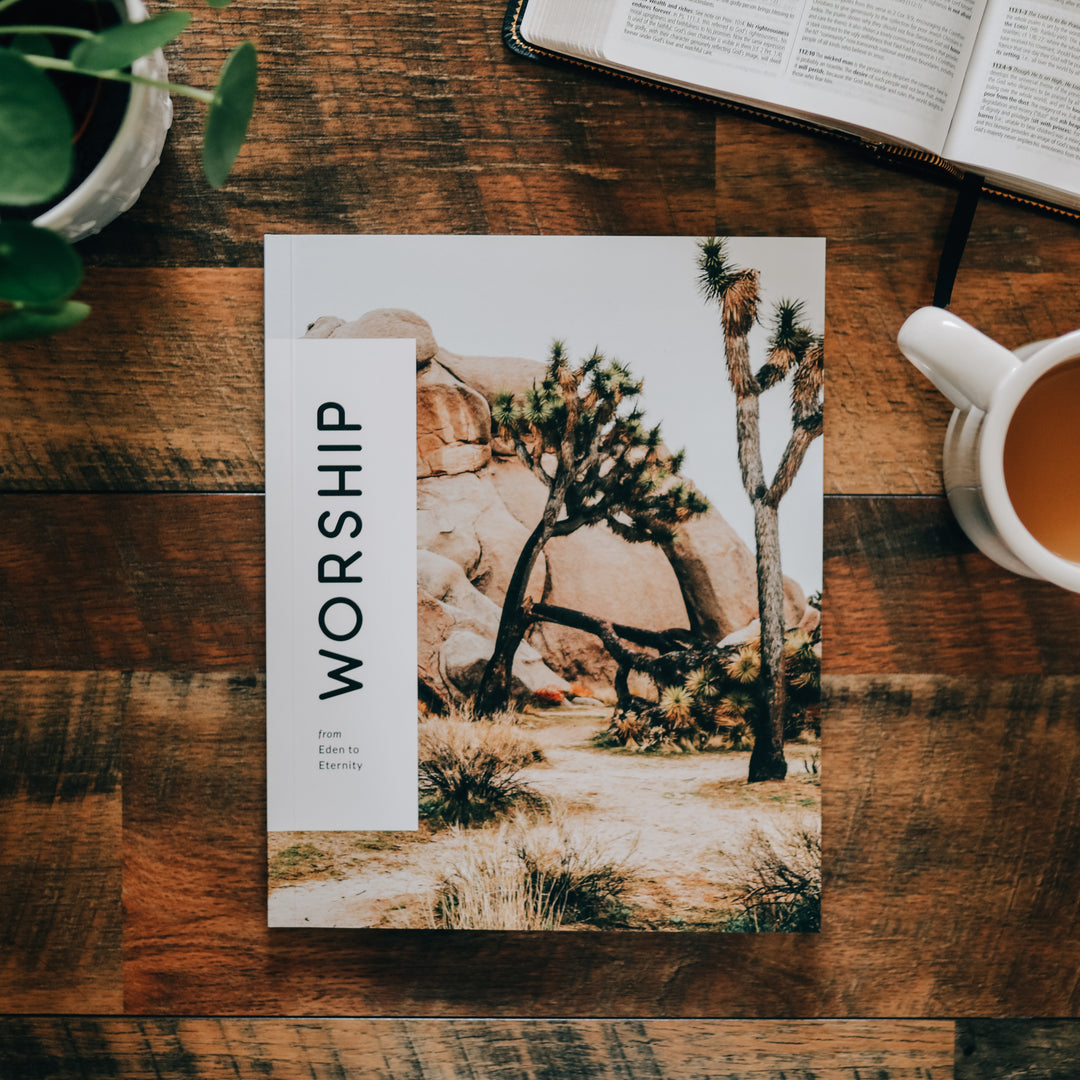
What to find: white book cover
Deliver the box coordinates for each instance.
[264,234,824,931]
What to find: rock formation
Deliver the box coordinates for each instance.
[304,309,810,706]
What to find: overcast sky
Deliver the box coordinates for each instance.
[266,234,825,595]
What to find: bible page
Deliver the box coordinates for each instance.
[943,0,1080,202]
[521,0,619,61]
[602,0,990,153]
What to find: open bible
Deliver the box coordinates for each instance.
[505,0,1080,219]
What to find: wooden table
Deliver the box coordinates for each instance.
[2,2,1079,1076]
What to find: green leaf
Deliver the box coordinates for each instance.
[0,223,82,304]
[11,35,55,59]
[0,300,90,341]
[203,0,233,7]
[70,10,191,72]
[202,40,256,187]
[0,48,74,205]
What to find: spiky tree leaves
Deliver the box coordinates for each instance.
[697,238,823,783]
[758,299,810,391]
[491,391,521,431]
[726,644,761,685]
[474,342,708,716]
[587,624,819,754]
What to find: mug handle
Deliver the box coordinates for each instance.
[897,307,1018,412]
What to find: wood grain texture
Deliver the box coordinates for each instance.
[0,674,122,1013]
[0,1018,952,1078]
[0,495,263,669]
[112,669,1080,1015]
[4,255,1080,503]
[956,1019,1080,1079]
[826,497,1080,674]
[0,271,264,494]
[825,674,1080,1016]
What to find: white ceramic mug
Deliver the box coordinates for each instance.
[897,305,1080,592]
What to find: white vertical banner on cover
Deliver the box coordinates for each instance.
[266,338,418,832]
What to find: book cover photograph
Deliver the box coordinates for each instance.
[264,234,824,930]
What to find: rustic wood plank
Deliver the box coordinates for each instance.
[826,497,1080,675]
[0,495,264,669]
[115,668,1080,1015]
[957,1019,1080,1079]
[826,675,1080,1016]
[4,493,1078,674]
[0,1017,952,1078]
[0,675,122,1013]
[0,270,264,494]
[2,0,1078,1032]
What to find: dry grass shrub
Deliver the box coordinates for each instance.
[268,842,333,882]
[429,837,558,930]
[418,714,544,827]
[430,811,637,930]
[721,816,821,932]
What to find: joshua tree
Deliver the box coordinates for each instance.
[697,238,823,782]
[474,341,709,716]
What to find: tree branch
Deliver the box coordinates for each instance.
[529,603,697,656]
[510,431,553,487]
[755,345,797,391]
[765,411,823,508]
[735,392,767,502]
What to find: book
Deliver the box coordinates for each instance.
[264,234,824,930]
[504,0,1080,220]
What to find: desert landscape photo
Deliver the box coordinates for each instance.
[267,235,824,930]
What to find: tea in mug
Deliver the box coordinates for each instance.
[1003,356,1080,562]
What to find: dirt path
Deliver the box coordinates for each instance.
[268,708,820,929]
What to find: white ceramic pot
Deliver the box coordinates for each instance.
[33,0,172,243]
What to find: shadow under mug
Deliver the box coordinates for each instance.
[897,306,1080,593]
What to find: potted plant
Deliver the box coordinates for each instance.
[0,0,256,340]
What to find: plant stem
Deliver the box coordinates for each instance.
[0,0,25,14]
[25,54,216,104]
[3,25,96,39]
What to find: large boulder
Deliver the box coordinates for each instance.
[416,360,491,478]
[532,523,693,682]
[440,631,566,702]
[417,471,546,603]
[438,350,548,406]
[666,512,760,639]
[303,315,344,338]
[485,456,547,527]
[304,308,438,367]
[418,550,568,701]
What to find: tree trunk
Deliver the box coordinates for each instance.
[748,499,788,782]
[474,519,549,715]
